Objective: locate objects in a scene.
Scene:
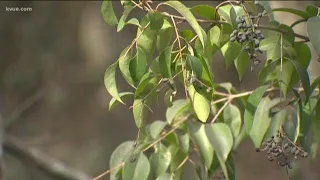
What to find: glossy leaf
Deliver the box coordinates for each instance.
[130,47,147,83]
[109,92,134,110]
[157,20,173,53]
[259,36,296,60]
[188,120,214,168]
[110,141,136,180]
[286,57,311,103]
[149,144,171,177]
[137,15,157,61]
[223,104,242,137]
[159,46,173,78]
[250,97,280,148]
[149,120,167,139]
[119,47,135,88]
[221,42,241,68]
[165,1,207,48]
[255,1,275,20]
[180,30,194,42]
[205,123,233,162]
[166,99,188,125]
[234,51,250,81]
[122,152,150,180]
[148,12,164,30]
[307,16,320,56]
[133,99,147,128]
[190,5,217,20]
[101,1,118,27]
[273,8,310,19]
[105,62,124,104]
[117,5,135,32]
[244,85,269,134]
[155,173,172,180]
[188,85,210,123]
[218,5,232,23]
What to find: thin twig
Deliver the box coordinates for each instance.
[211,99,231,124]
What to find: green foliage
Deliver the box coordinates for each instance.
[101,1,320,180]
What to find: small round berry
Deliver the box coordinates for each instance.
[245,46,250,51]
[268,156,273,161]
[255,30,261,35]
[238,23,243,29]
[291,147,297,154]
[236,16,241,23]
[255,148,260,152]
[302,152,308,158]
[230,37,236,42]
[255,39,260,46]
[295,150,300,156]
[254,1,259,5]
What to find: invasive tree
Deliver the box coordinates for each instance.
[97,1,320,179]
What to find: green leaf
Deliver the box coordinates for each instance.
[110,141,136,180]
[188,120,214,168]
[148,12,164,30]
[286,57,311,103]
[157,20,173,53]
[178,132,190,155]
[134,72,156,98]
[223,104,242,138]
[306,5,319,17]
[188,85,210,123]
[155,173,173,180]
[218,5,232,23]
[307,16,320,56]
[273,8,311,19]
[122,152,150,180]
[221,42,241,68]
[258,60,278,85]
[149,120,167,139]
[104,62,124,104]
[109,92,134,110]
[130,47,147,83]
[190,5,217,20]
[126,18,140,27]
[165,1,207,48]
[217,24,233,48]
[159,46,173,78]
[166,99,188,125]
[259,36,296,60]
[219,157,236,180]
[205,123,233,162]
[101,1,118,27]
[133,99,147,128]
[250,97,281,148]
[164,89,174,108]
[234,51,250,81]
[137,15,158,61]
[119,47,135,88]
[244,85,269,134]
[186,55,203,79]
[149,144,171,177]
[117,5,135,32]
[180,30,194,42]
[255,1,274,20]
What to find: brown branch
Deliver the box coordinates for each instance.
[3,135,92,180]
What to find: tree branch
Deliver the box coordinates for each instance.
[3,135,92,180]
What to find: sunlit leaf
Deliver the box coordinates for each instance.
[223,104,242,137]
[159,46,173,78]
[105,62,124,104]
[166,99,188,125]
[133,99,147,128]
[109,92,134,110]
[250,97,281,148]
[101,1,118,27]
[234,51,250,81]
[188,120,214,168]
[165,1,207,48]
[188,85,210,123]
[244,85,269,134]
[122,152,150,180]
[307,16,320,56]
[190,5,217,20]
[149,144,171,177]
[110,141,135,180]
[157,20,174,53]
[149,120,167,139]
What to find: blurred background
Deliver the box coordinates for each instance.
[0,1,320,180]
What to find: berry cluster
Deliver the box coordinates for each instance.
[256,131,308,170]
[229,13,265,70]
